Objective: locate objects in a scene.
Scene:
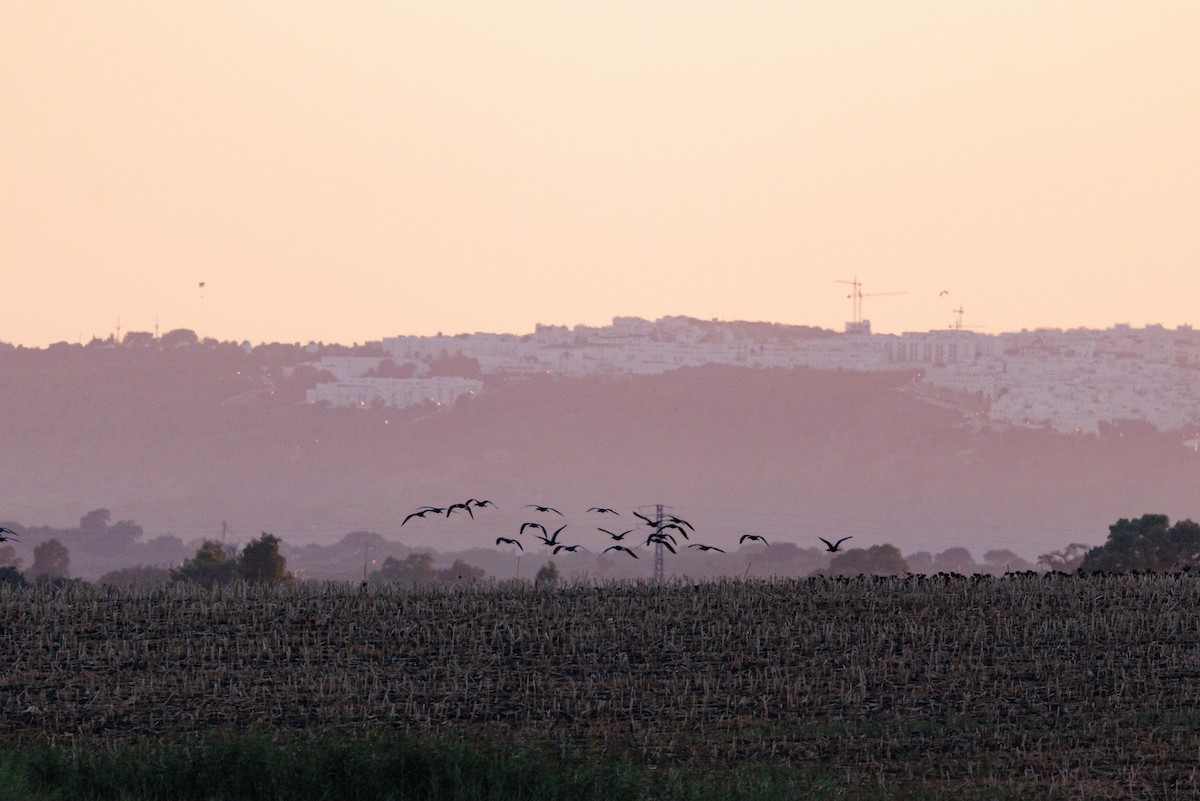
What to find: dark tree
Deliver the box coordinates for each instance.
[1078,514,1200,573]
[535,560,561,586]
[105,519,145,547]
[99,565,171,588]
[365,359,417,379]
[0,544,21,569]
[982,549,1035,573]
[121,330,156,348]
[373,553,437,584]
[426,353,482,378]
[825,544,909,577]
[160,328,198,348]
[933,547,978,575]
[238,532,292,584]
[171,540,238,588]
[0,566,25,587]
[79,508,111,531]
[905,551,934,574]
[1038,543,1091,572]
[437,559,485,586]
[27,538,70,581]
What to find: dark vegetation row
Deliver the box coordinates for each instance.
[0,729,1022,801]
[1,509,1195,592]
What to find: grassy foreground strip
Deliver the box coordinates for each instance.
[0,730,1026,801]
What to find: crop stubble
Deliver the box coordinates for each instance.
[3,573,1200,795]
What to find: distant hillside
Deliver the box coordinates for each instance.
[3,342,1199,566]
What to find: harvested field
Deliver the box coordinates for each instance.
[4,573,1200,797]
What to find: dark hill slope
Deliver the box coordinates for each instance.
[2,351,1197,559]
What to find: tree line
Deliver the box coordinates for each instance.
[5,511,1199,586]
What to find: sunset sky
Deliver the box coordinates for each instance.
[3,2,1197,347]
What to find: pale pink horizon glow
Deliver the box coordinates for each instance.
[3,2,1197,347]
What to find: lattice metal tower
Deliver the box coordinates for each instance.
[653,504,665,581]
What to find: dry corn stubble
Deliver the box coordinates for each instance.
[3,574,1200,796]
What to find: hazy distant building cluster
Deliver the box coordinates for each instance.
[306,375,482,410]
[304,317,1200,437]
[381,316,891,377]
[904,324,1200,436]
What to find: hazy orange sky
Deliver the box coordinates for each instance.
[3,2,1197,347]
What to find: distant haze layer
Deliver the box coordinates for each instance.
[3,3,1198,347]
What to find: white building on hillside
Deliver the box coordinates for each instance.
[307,376,482,409]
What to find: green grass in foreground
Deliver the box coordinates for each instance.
[0,730,1033,801]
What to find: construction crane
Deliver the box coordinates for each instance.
[835,276,906,334]
[949,305,985,332]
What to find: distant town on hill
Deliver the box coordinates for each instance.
[3,315,1200,572]
[9,314,1196,437]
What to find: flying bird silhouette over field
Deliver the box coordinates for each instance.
[445,502,475,519]
[603,545,639,558]
[645,534,677,554]
[739,534,768,545]
[0,527,19,542]
[819,536,853,552]
[587,507,619,515]
[662,515,694,531]
[656,522,690,540]
[402,508,444,526]
[525,505,563,515]
[519,522,547,537]
[495,537,523,550]
[553,544,587,554]
[631,511,656,527]
[538,525,569,546]
[688,544,725,553]
[598,528,637,541]
[466,499,497,509]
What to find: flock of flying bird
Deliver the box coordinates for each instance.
[400,500,855,558]
[3,515,855,559]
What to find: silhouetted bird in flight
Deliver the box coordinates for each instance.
[645,534,677,554]
[553,544,587,554]
[0,527,19,542]
[495,537,523,550]
[819,536,853,552]
[739,534,768,545]
[688,544,725,553]
[656,522,690,540]
[446,502,475,519]
[466,499,498,509]
[604,545,638,558]
[644,529,677,546]
[402,508,444,526]
[598,527,637,541]
[587,507,619,514]
[519,522,547,537]
[537,524,569,546]
[525,505,563,515]
[662,515,694,531]
[631,511,656,527]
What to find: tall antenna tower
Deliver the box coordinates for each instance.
[653,504,665,582]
